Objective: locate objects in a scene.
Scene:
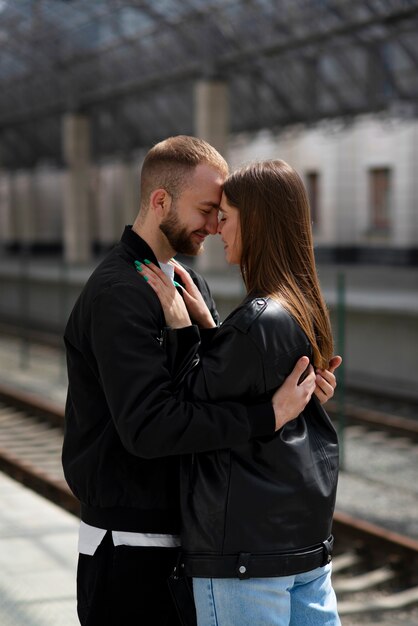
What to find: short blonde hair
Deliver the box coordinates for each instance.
[140,135,228,209]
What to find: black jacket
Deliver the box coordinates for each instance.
[165,296,339,577]
[62,227,275,534]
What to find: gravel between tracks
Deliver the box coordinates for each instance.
[336,424,418,539]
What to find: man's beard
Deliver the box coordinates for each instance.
[159,207,205,256]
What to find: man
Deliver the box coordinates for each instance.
[63,135,340,625]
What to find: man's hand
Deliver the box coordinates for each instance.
[314,355,342,405]
[272,356,316,431]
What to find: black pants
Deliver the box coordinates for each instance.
[77,531,182,626]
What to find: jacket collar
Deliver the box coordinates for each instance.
[120,226,159,266]
[120,226,186,286]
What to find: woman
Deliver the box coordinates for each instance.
[137,160,341,625]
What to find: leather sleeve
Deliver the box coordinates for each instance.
[166,302,312,423]
[179,324,268,403]
[90,284,274,459]
[162,326,219,388]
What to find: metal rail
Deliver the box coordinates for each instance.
[327,399,418,442]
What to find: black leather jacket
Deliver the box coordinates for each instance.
[165,296,339,578]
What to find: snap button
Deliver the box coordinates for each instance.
[237,552,251,579]
[256,299,264,306]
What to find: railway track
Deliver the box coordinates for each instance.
[0,383,418,623]
[327,398,418,443]
[0,384,78,516]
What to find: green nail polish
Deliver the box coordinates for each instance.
[173,281,181,288]
[142,275,149,282]
[144,258,151,265]
[136,263,142,270]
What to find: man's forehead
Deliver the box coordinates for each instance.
[183,167,224,206]
[188,164,224,193]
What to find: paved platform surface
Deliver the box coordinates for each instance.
[0,471,78,626]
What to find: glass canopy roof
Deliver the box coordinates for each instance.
[0,0,417,166]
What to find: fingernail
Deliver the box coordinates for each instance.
[142,275,149,282]
[136,263,142,271]
[173,281,181,288]
[144,258,151,265]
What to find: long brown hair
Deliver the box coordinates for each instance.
[223,160,333,368]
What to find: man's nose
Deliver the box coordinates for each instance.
[206,211,219,235]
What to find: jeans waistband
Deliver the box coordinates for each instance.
[182,536,334,580]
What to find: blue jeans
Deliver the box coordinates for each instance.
[192,564,341,626]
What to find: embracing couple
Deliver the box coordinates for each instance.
[63,135,342,626]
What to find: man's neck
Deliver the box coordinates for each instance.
[131,221,174,263]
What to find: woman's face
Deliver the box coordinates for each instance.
[217,193,242,265]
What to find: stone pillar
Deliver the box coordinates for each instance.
[194,79,229,272]
[62,113,91,263]
[195,80,229,157]
[96,163,116,249]
[0,170,13,248]
[411,122,418,244]
[14,170,36,246]
[120,159,138,228]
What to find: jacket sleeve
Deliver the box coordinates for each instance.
[164,310,312,405]
[90,283,274,459]
[173,324,271,404]
[162,324,201,388]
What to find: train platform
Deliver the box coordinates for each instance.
[0,332,418,625]
[0,470,78,626]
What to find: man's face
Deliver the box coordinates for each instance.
[159,163,224,256]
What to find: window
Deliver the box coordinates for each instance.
[369,168,391,233]
[306,171,320,228]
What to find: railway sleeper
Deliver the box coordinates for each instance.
[330,551,363,573]
[333,565,396,592]
[337,584,418,615]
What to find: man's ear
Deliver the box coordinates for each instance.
[149,189,172,219]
